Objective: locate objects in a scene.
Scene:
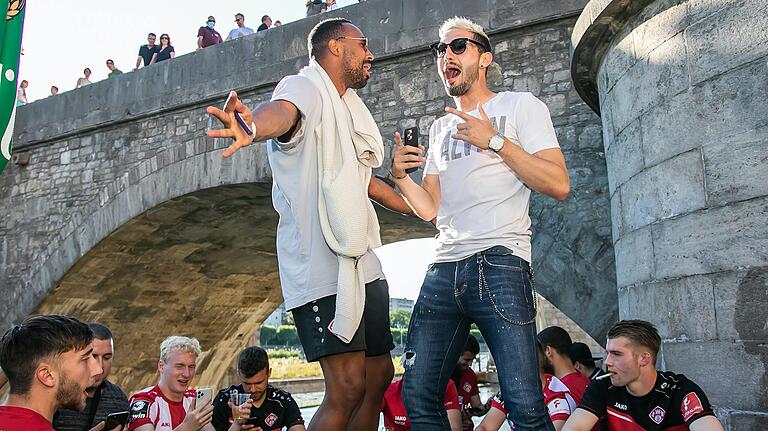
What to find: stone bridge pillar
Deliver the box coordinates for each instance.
[571,0,768,428]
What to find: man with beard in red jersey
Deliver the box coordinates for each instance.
[0,315,107,431]
[391,16,570,431]
[206,17,413,431]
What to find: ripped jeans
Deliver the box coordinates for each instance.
[402,246,554,431]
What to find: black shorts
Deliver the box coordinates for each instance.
[292,279,395,362]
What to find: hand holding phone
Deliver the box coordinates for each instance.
[403,127,419,174]
[103,411,129,430]
[223,91,254,136]
[196,388,213,406]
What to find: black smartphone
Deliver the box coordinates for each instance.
[404,126,419,174]
[104,411,129,429]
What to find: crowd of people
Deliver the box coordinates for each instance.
[3,8,727,431]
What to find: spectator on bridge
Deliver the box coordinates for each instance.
[563,320,724,431]
[150,34,175,64]
[51,85,59,95]
[305,0,326,17]
[226,13,254,40]
[325,0,339,11]
[77,68,93,88]
[106,60,123,78]
[211,346,304,431]
[274,20,282,27]
[206,17,414,431]
[570,342,605,381]
[15,79,27,106]
[197,16,222,50]
[126,336,213,431]
[381,377,461,431]
[257,15,272,32]
[54,323,130,431]
[449,335,490,431]
[0,315,104,431]
[136,33,159,69]
[477,341,577,431]
[538,326,590,404]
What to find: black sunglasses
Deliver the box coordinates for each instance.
[430,37,489,58]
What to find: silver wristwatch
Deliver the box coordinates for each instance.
[488,132,505,152]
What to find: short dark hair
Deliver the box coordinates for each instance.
[463,334,480,355]
[608,320,661,362]
[538,326,573,358]
[87,323,113,341]
[106,59,114,64]
[307,18,352,60]
[237,346,269,378]
[148,32,156,37]
[236,13,244,20]
[261,15,270,23]
[0,315,93,395]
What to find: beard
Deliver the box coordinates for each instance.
[445,64,479,97]
[541,357,555,375]
[56,374,87,411]
[343,54,370,90]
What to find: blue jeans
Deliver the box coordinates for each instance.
[402,246,554,431]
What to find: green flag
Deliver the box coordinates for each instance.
[0,0,25,175]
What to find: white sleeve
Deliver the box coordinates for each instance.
[269,75,321,151]
[514,92,560,154]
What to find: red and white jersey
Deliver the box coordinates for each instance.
[491,374,577,428]
[127,385,195,431]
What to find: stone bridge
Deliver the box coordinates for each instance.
[0,0,616,392]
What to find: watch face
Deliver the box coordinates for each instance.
[489,135,504,151]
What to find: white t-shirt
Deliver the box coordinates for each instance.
[227,26,254,40]
[424,91,560,263]
[267,75,384,310]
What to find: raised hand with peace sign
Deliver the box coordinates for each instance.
[445,103,497,150]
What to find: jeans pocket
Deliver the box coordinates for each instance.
[479,258,536,325]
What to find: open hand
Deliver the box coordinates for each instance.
[206,90,255,158]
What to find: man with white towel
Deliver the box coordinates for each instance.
[206,17,411,431]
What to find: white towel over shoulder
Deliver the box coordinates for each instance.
[299,60,384,343]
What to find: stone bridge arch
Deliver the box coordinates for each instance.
[1,0,615,372]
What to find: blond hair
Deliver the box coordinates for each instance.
[159,336,201,362]
[438,17,502,86]
[438,17,490,47]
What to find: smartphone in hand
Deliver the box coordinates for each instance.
[196,388,213,407]
[223,92,253,136]
[104,411,129,429]
[404,126,419,174]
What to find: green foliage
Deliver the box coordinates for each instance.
[276,325,300,346]
[469,328,485,345]
[260,325,277,345]
[391,327,408,345]
[267,348,301,359]
[390,310,411,328]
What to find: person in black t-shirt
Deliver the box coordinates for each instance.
[150,34,175,64]
[136,33,159,69]
[563,320,724,431]
[211,347,304,431]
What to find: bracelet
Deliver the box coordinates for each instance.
[390,171,407,180]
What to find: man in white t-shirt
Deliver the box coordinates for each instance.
[226,13,254,41]
[207,18,412,431]
[391,17,570,431]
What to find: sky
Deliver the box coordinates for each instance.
[18,0,359,102]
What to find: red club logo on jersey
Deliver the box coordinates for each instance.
[463,382,472,393]
[649,406,666,424]
[264,413,278,427]
[681,392,704,422]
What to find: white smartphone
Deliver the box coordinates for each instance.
[196,388,213,406]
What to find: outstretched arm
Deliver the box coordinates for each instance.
[368,176,414,216]
[206,91,300,158]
